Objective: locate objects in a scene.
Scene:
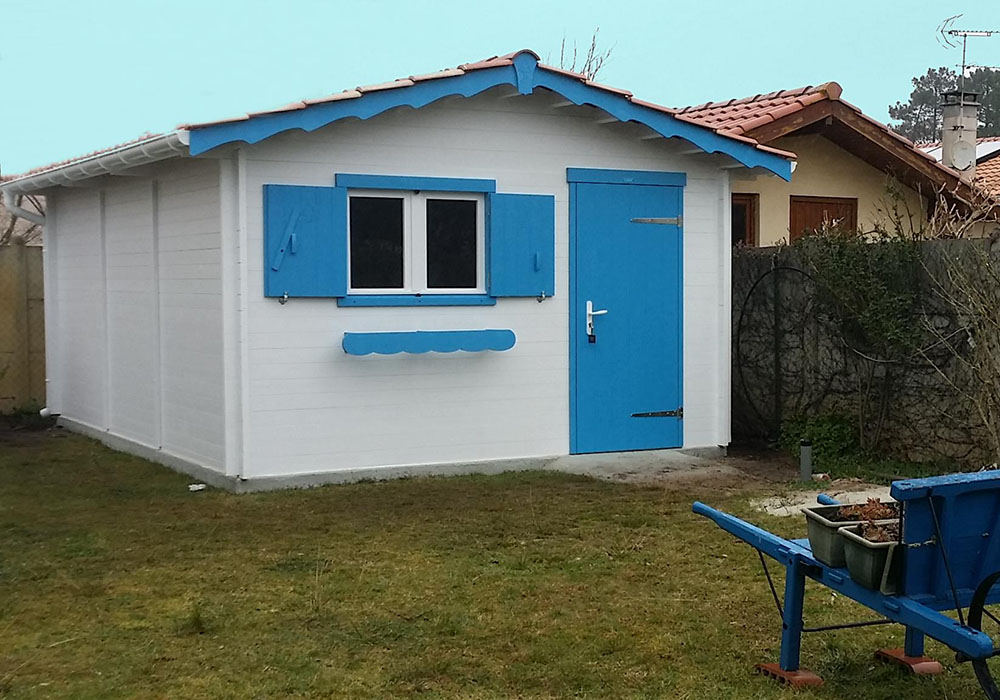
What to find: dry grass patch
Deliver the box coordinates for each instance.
[0,429,985,698]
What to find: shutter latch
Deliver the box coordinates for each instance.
[270,208,301,272]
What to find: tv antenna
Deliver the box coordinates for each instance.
[938,14,999,87]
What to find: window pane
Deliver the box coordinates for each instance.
[426,199,477,289]
[350,196,404,289]
[731,202,748,246]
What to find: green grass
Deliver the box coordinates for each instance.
[0,429,988,698]
[820,455,958,484]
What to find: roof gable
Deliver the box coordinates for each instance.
[184,50,793,180]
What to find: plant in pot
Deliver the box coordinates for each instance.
[840,519,902,594]
[803,498,899,567]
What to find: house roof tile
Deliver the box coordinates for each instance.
[977,153,1000,195]
[675,83,844,136]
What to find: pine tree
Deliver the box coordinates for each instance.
[888,66,1000,142]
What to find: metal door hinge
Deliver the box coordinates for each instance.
[631,407,683,419]
[631,216,682,227]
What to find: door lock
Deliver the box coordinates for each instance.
[586,300,608,343]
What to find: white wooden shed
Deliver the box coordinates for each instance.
[0,50,793,489]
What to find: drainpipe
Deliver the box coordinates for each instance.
[2,190,46,226]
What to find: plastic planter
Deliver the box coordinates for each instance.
[803,506,868,567]
[802,505,897,567]
[840,524,901,594]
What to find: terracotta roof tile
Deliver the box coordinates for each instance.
[303,90,363,105]
[675,83,843,136]
[977,153,1000,195]
[410,68,465,82]
[6,133,166,179]
[357,78,415,93]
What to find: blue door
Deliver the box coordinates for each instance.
[570,173,684,454]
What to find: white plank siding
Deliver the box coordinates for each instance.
[239,88,733,478]
[51,189,105,427]
[47,160,226,472]
[104,181,158,445]
[156,161,225,468]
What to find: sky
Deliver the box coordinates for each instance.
[0,0,998,174]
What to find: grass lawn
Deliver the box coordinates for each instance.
[0,428,987,698]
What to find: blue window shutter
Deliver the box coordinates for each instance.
[263,184,347,298]
[487,193,555,297]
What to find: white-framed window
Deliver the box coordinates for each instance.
[347,190,485,294]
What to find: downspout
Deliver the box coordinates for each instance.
[2,190,46,226]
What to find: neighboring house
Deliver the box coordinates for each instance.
[921,135,1000,198]
[676,83,979,246]
[0,50,794,489]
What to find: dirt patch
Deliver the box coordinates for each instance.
[752,480,893,517]
[0,419,62,447]
[601,447,804,492]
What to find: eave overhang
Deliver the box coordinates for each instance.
[186,52,794,181]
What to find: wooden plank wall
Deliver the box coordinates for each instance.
[0,242,45,412]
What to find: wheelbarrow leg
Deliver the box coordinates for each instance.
[875,627,944,676]
[905,627,925,657]
[756,559,824,688]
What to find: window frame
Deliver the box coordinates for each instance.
[731,193,759,247]
[346,189,486,296]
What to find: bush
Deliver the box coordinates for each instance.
[780,414,858,466]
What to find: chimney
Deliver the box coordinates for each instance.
[941,88,980,180]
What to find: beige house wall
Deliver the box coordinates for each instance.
[732,134,928,246]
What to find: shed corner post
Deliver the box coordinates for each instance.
[219,150,248,479]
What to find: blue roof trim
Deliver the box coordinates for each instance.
[335,173,496,192]
[188,53,792,180]
[342,329,516,355]
[566,168,687,186]
[189,65,517,155]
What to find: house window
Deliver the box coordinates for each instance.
[347,190,485,294]
[731,193,758,246]
[789,195,858,242]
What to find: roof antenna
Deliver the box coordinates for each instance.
[937,15,1000,88]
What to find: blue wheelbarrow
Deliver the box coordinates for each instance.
[694,471,1000,696]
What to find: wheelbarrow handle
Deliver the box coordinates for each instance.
[693,501,800,565]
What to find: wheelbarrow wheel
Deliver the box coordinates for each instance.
[969,570,1000,700]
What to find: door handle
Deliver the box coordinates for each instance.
[586,300,608,342]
